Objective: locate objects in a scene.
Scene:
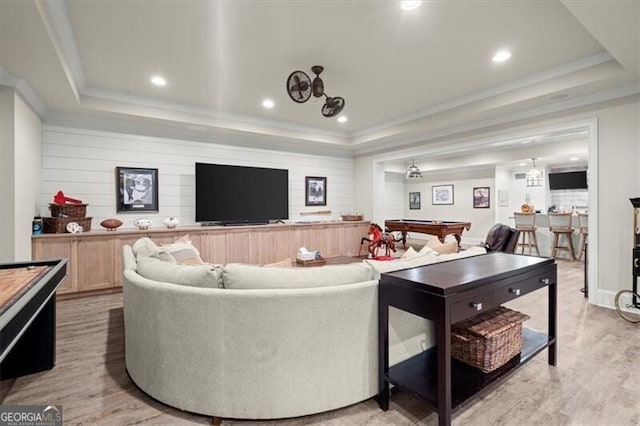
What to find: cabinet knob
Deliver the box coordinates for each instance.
[509,288,521,296]
[634,258,638,268]
[470,302,483,311]
[539,278,550,285]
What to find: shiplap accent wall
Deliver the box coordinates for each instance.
[41,126,354,229]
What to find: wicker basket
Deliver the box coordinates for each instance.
[43,217,92,233]
[49,203,88,218]
[451,306,530,373]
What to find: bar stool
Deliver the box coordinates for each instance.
[577,213,588,261]
[548,213,576,261]
[514,212,540,256]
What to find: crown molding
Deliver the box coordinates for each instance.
[349,52,616,141]
[352,82,640,158]
[0,67,48,117]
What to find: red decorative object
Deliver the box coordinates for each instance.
[53,190,83,204]
[100,218,123,231]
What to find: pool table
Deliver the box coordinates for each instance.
[385,219,471,247]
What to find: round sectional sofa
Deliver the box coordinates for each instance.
[122,237,486,420]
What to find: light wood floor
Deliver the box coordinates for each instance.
[1,259,638,425]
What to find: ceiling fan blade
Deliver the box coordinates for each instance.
[322,96,345,117]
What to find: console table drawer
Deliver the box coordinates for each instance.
[451,272,554,323]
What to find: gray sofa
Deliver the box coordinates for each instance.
[122,238,486,420]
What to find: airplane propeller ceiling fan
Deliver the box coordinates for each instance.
[286,65,345,118]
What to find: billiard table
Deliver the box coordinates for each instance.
[385,219,471,247]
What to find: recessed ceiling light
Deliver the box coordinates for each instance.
[518,162,526,167]
[569,156,579,161]
[337,116,348,123]
[150,76,167,86]
[401,1,421,11]
[492,50,511,63]
[262,99,275,109]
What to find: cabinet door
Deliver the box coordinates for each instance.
[32,237,77,294]
[198,231,227,264]
[226,229,253,264]
[76,235,117,292]
[340,223,369,256]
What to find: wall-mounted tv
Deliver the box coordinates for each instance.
[195,163,289,224]
[548,171,588,190]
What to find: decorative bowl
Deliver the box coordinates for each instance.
[133,218,153,230]
[100,218,123,231]
[162,217,180,229]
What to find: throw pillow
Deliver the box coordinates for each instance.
[426,238,458,254]
[262,258,293,268]
[418,244,437,256]
[132,237,160,258]
[137,256,223,288]
[401,247,421,259]
[156,235,204,265]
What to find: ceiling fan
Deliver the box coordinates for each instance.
[286,65,345,118]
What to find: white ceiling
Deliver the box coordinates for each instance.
[0,0,638,158]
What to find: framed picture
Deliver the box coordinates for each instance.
[116,167,159,212]
[409,192,421,210]
[498,189,510,207]
[473,186,490,208]
[432,184,454,205]
[305,176,327,206]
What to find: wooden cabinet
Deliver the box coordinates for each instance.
[31,221,369,298]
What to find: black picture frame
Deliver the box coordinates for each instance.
[473,186,490,208]
[116,167,159,212]
[432,184,454,205]
[305,176,327,206]
[409,192,421,210]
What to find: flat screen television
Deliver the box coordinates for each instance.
[548,171,588,190]
[195,162,289,224]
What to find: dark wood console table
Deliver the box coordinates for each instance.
[378,252,557,426]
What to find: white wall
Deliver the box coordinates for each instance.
[353,96,640,308]
[384,172,405,220]
[40,126,355,229]
[404,169,495,244]
[0,87,41,262]
[14,93,41,260]
[0,86,15,261]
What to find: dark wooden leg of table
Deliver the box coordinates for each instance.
[548,279,557,366]
[454,233,462,247]
[438,231,445,244]
[401,231,408,247]
[378,300,390,410]
[435,314,452,426]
